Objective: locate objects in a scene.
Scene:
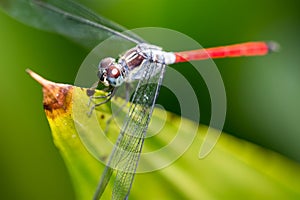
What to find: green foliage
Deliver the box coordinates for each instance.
[1,0,300,199]
[30,70,300,199]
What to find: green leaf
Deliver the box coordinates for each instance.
[27,69,300,200]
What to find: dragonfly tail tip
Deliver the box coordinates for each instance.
[267,41,280,53]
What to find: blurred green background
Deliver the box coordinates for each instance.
[0,0,299,199]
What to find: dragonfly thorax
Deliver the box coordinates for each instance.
[97,43,176,87]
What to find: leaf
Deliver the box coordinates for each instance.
[26,69,108,199]
[27,69,300,200]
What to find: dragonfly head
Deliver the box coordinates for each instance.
[98,57,125,87]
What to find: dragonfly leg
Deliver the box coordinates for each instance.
[86,80,100,107]
[104,83,131,133]
[87,87,116,117]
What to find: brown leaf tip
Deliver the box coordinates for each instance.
[26,69,53,87]
[27,69,73,118]
[42,85,71,112]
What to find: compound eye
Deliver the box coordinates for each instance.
[107,66,121,78]
[99,57,115,69]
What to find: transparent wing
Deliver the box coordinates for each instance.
[94,61,166,200]
[0,0,144,48]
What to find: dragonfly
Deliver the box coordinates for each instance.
[0,0,278,199]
